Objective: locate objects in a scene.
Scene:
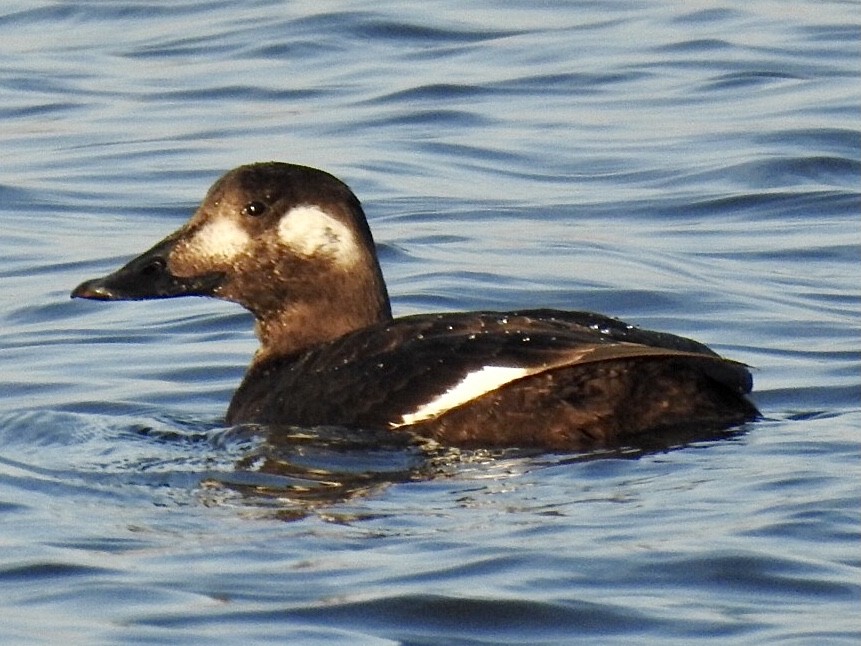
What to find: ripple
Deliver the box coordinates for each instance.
[1,1,860,643]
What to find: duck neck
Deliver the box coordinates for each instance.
[251,284,393,364]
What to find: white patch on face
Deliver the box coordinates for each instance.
[277,205,359,266]
[397,366,530,426]
[185,218,251,260]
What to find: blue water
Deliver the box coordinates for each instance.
[1,1,859,644]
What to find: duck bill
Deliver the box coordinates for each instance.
[71,231,224,301]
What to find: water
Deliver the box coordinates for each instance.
[1,1,859,643]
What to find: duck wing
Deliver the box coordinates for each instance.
[227,310,757,449]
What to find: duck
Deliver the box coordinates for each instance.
[71,162,759,451]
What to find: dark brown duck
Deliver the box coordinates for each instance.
[72,162,759,450]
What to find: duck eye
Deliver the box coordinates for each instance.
[242,201,267,217]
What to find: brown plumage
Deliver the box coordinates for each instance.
[72,162,759,450]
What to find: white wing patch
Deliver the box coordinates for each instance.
[278,205,359,266]
[398,366,530,426]
[185,218,251,260]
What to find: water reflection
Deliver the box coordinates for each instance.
[213,426,439,508]
[0,408,751,523]
[204,421,751,521]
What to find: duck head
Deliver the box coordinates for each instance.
[72,163,392,356]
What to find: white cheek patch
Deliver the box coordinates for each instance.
[184,218,251,261]
[277,205,359,266]
[397,366,530,426]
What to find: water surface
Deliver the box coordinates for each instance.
[1,1,859,644]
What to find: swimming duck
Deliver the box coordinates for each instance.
[72,162,758,450]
